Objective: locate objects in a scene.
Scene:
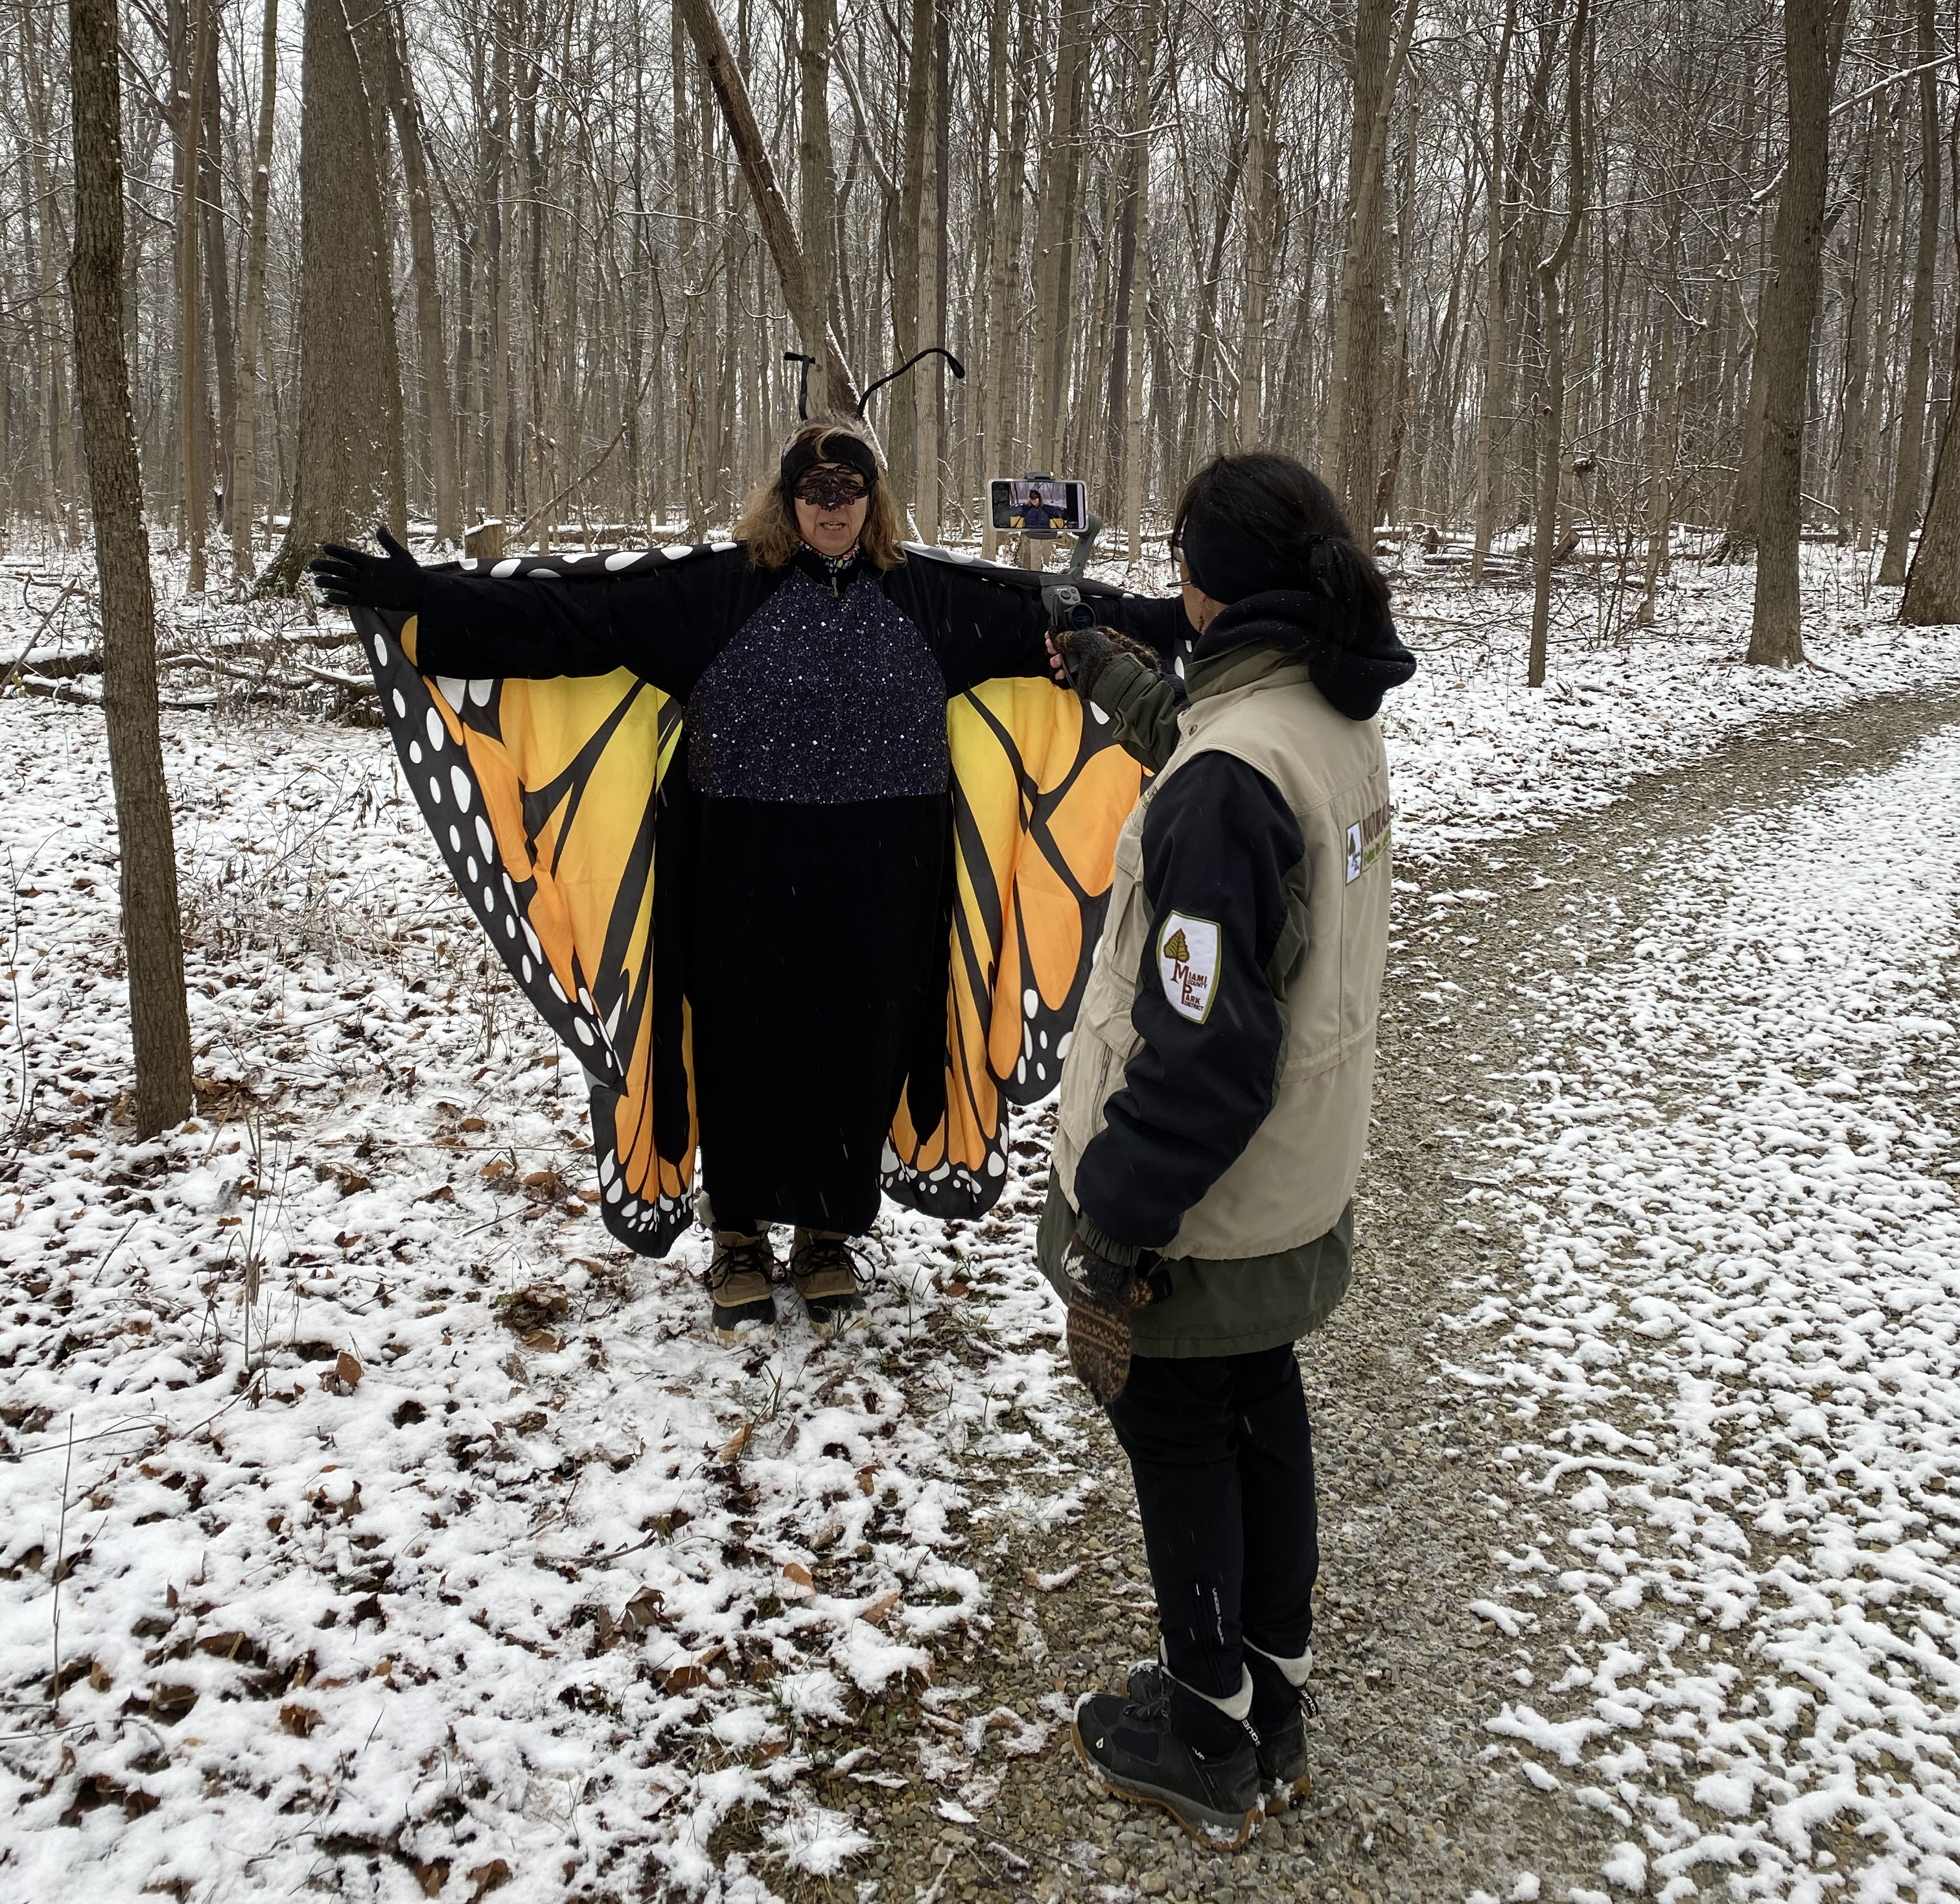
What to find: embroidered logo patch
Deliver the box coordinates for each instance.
[1158,913,1220,1024]
[1345,800,1392,884]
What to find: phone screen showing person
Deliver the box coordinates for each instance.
[989,478,1088,535]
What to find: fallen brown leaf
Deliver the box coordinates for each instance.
[859,1590,902,1627]
[718,1421,751,1464]
[782,1562,814,1590]
[335,1352,363,1388]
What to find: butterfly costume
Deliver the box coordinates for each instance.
[349,539,1146,1258]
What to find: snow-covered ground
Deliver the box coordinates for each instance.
[1448,727,1960,1904]
[1,541,1959,1898]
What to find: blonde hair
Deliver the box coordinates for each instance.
[734,420,908,572]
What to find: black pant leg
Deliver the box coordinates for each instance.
[1104,1356,1246,1700]
[1230,1345,1318,1660]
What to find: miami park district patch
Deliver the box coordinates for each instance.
[1158,913,1220,1024]
[1345,800,1392,883]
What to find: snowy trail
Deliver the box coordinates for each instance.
[1449,724,1960,1903]
[5,633,1960,1901]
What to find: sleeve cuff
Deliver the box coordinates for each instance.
[1074,1214,1143,1268]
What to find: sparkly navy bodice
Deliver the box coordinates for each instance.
[684,560,950,802]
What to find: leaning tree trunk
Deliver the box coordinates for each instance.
[67,0,194,1134]
[261,0,406,593]
[674,0,859,419]
[1747,0,1841,666]
[1902,376,1960,624]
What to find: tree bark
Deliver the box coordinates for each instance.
[1880,0,1941,585]
[382,2,463,544]
[1528,0,1588,689]
[1902,395,1960,622]
[261,0,406,593]
[1747,0,1843,666]
[979,0,1033,560]
[67,0,194,1134]
[1323,0,1418,547]
[1028,0,1088,474]
[674,0,859,416]
[797,0,837,417]
[198,16,235,539]
[1235,0,1277,449]
[229,0,279,575]
[176,0,210,590]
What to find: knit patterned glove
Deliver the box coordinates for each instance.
[1053,624,1163,697]
[1063,1231,1149,1405]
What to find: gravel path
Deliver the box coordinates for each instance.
[826,685,1960,1904]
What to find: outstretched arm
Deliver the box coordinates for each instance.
[311,530,747,694]
[888,557,1056,694]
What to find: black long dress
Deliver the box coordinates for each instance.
[413,542,1052,1234]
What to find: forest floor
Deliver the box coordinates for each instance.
[1,547,1959,1903]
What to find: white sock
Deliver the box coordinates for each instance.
[1247,1640,1314,1687]
[1172,1662,1253,1721]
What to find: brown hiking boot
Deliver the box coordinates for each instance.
[705,1230,777,1344]
[788,1229,869,1337]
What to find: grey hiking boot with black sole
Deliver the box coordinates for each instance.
[788,1228,870,1337]
[1073,1679,1262,1848]
[1128,1656,1312,1813]
[705,1230,777,1343]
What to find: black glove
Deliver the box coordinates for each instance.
[1062,1230,1149,1406]
[308,524,426,613]
[1053,623,1161,698]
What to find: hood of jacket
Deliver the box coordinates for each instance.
[1191,589,1416,722]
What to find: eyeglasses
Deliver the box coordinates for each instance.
[793,469,870,508]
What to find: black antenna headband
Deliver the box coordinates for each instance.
[782,346,965,424]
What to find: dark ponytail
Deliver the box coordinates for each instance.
[1171,453,1392,626]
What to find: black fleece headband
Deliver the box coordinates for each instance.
[1179,519,1320,604]
[780,430,880,500]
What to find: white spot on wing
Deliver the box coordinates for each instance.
[450,764,472,810]
[605,550,641,571]
[467,678,493,706]
[491,558,520,578]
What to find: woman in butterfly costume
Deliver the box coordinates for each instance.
[311,421,1147,1343]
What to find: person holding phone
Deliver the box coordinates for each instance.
[1020,487,1057,535]
[310,421,1065,1346]
[1040,452,1416,1844]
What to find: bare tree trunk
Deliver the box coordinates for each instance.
[19,0,71,538]
[383,1,462,544]
[1636,277,1681,626]
[979,0,1032,561]
[1748,0,1843,666]
[261,0,406,593]
[176,0,210,590]
[67,0,194,1134]
[1528,0,1588,688]
[1029,0,1088,475]
[1834,103,1882,543]
[916,14,946,536]
[1902,394,1960,622]
[1324,0,1418,547]
[229,0,278,576]
[675,0,859,416]
[198,16,235,540]
[797,0,837,416]
[1235,0,1276,449]
[1880,0,1941,585]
